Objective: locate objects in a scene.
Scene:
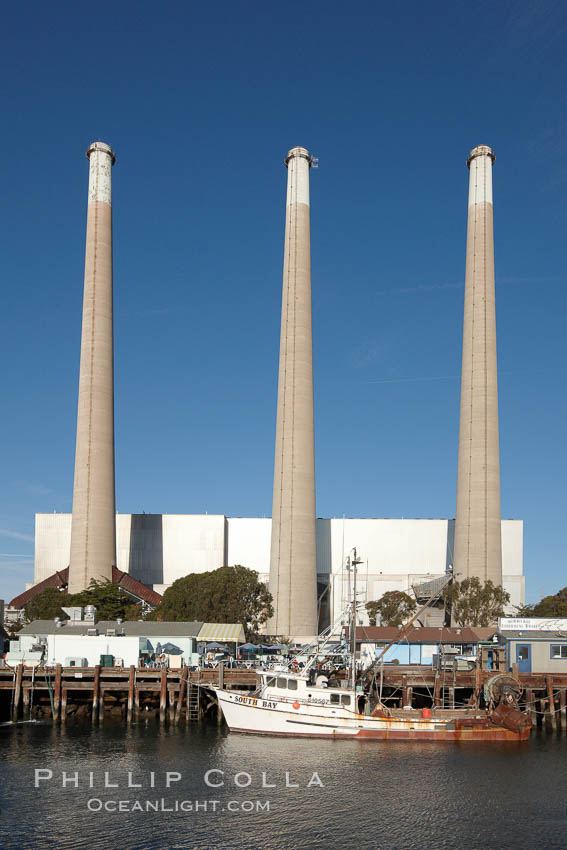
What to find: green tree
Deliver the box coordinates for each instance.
[513,603,535,616]
[24,587,68,623]
[24,580,141,624]
[366,591,417,627]
[531,587,567,617]
[156,565,273,639]
[70,579,140,621]
[446,577,510,627]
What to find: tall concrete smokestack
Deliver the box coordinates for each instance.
[68,142,117,594]
[454,145,502,586]
[268,146,318,639]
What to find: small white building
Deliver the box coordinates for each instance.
[6,614,246,668]
[499,617,567,675]
[10,618,203,668]
[44,633,140,667]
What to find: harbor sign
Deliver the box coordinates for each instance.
[499,618,567,632]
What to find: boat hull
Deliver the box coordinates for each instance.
[216,690,531,742]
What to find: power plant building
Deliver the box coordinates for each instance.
[32,513,524,625]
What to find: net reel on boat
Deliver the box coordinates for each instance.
[484,674,533,733]
[484,674,523,708]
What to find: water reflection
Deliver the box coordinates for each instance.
[1,722,566,850]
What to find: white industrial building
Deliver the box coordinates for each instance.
[33,514,524,625]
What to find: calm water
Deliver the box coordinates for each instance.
[1,721,566,850]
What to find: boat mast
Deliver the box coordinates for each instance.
[348,548,363,691]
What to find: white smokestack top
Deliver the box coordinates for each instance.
[467,144,494,207]
[87,141,115,205]
[285,146,311,207]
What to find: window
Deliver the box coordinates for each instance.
[265,676,276,687]
[341,695,351,706]
[276,678,287,689]
[330,694,340,705]
[287,679,298,690]
[518,646,529,661]
[550,645,567,659]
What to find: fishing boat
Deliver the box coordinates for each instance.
[216,669,532,741]
[215,552,532,741]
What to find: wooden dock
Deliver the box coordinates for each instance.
[0,665,256,725]
[2,665,567,732]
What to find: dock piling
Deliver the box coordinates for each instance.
[159,669,167,724]
[12,664,23,722]
[54,664,62,722]
[61,687,67,723]
[546,677,557,731]
[474,664,482,708]
[401,675,410,708]
[127,666,135,724]
[92,665,100,724]
[525,689,535,725]
[434,673,441,708]
[175,667,188,725]
[98,686,105,725]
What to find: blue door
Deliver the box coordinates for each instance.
[516,644,531,673]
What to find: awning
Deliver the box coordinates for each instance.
[197,623,246,643]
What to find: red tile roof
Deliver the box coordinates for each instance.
[9,567,162,609]
[112,567,162,606]
[10,569,69,609]
[347,625,485,643]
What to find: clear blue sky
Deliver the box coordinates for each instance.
[1,1,565,603]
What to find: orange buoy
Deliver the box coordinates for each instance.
[292,702,300,710]
[422,708,431,719]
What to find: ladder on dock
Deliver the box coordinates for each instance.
[438,668,456,709]
[187,683,200,722]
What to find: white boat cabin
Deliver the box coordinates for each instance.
[257,671,355,709]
